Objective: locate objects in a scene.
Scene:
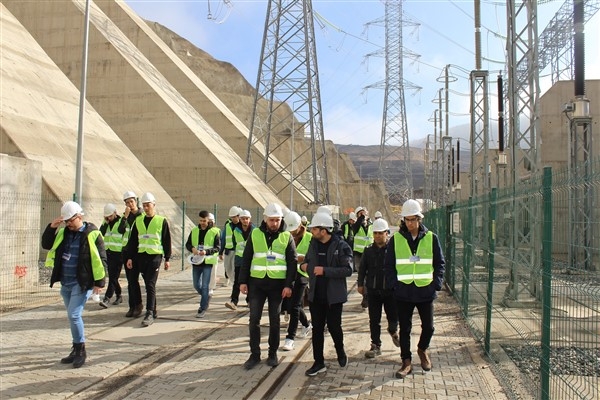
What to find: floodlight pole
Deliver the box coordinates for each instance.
[75,0,91,204]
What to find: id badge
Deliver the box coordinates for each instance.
[198,245,204,251]
[410,255,420,262]
[62,253,72,261]
[266,251,276,262]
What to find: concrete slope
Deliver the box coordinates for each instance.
[0,4,193,252]
[3,0,288,211]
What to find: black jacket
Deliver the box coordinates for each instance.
[42,222,107,290]
[384,223,445,302]
[304,233,353,305]
[357,242,389,290]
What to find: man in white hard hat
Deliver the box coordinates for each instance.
[186,210,221,318]
[41,201,107,368]
[98,203,125,309]
[353,206,373,307]
[300,212,353,377]
[124,192,172,327]
[239,203,297,370]
[118,191,143,318]
[384,199,445,379]
[225,209,255,311]
[340,212,356,249]
[219,206,242,287]
[357,218,399,359]
[374,211,383,220]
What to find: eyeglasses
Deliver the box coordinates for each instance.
[404,217,420,223]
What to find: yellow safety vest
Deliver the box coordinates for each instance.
[295,232,312,278]
[353,225,373,253]
[249,229,290,279]
[103,221,124,252]
[234,226,253,257]
[191,227,218,265]
[136,215,166,255]
[224,220,235,249]
[393,231,434,287]
[44,228,106,280]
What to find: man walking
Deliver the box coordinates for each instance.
[225,209,254,311]
[125,192,172,327]
[357,218,399,358]
[384,199,445,379]
[239,203,296,370]
[99,203,124,308]
[300,212,353,376]
[118,191,143,318]
[220,206,241,287]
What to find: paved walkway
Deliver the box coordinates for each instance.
[0,265,509,399]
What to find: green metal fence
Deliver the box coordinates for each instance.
[428,163,600,400]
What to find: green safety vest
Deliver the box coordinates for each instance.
[136,215,166,255]
[233,226,253,257]
[224,220,235,249]
[44,228,106,280]
[353,225,373,253]
[393,231,434,287]
[190,226,218,265]
[295,232,312,278]
[249,229,291,279]
[103,221,124,252]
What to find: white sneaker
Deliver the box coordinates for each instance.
[299,323,312,338]
[209,289,214,297]
[281,338,294,351]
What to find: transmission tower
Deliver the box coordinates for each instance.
[246,0,329,206]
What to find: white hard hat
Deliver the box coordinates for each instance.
[140,192,156,204]
[103,203,117,217]
[208,213,215,222]
[348,212,357,220]
[284,211,302,232]
[61,201,83,221]
[187,254,205,265]
[301,215,308,223]
[372,218,390,232]
[400,199,424,218]
[122,191,137,201]
[263,203,284,218]
[316,206,333,216]
[239,209,251,218]
[308,212,334,229]
[355,206,364,214]
[228,206,241,217]
[374,211,383,218]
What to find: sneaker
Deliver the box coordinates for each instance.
[209,289,214,297]
[390,331,400,348]
[112,296,123,305]
[281,338,294,351]
[417,348,432,371]
[142,313,154,327]
[225,301,237,311]
[243,355,261,370]
[298,323,312,338]
[267,353,279,367]
[305,363,327,376]
[338,352,348,367]
[196,309,206,318]
[365,343,381,358]
[360,295,368,309]
[99,298,110,309]
[395,359,412,378]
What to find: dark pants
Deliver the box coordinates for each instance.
[104,250,123,299]
[229,263,241,304]
[397,300,434,360]
[133,254,162,314]
[248,277,285,358]
[367,289,398,346]
[286,277,309,340]
[126,263,142,309]
[309,301,344,365]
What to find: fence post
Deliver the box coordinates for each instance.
[485,188,497,354]
[182,200,186,271]
[462,197,473,317]
[540,167,552,400]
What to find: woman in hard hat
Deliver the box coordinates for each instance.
[384,199,445,379]
[41,201,107,368]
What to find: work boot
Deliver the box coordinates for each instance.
[365,343,381,358]
[125,308,134,317]
[267,352,279,367]
[132,304,144,318]
[390,331,400,347]
[60,344,76,364]
[395,359,412,379]
[417,348,432,371]
[72,343,86,369]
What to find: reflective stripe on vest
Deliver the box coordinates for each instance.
[136,215,166,254]
[224,221,235,249]
[191,227,218,265]
[393,231,434,287]
[104,222,124,252]
[44,228,106,280]
[250,229,290,279]
[295,232,312,278]
[353,225,373,253]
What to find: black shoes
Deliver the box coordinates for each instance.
[112,295,123,305]
[142,312,154,326]
[62,343,86,368]
[132,304,144,318]
[60,344,77,364]
[243,355,261,370]
[305,363,327,376]
[99,298,110,309]
[267,353,279,367]
[338,352,348,367]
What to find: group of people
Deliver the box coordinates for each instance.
[43,196,444,381]
[42,191,171,368]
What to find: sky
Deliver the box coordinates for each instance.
[125,0,600,147]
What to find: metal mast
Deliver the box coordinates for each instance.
[246,0,329,205]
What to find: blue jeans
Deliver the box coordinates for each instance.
[192,265,212,311]
[60,284,92,344]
